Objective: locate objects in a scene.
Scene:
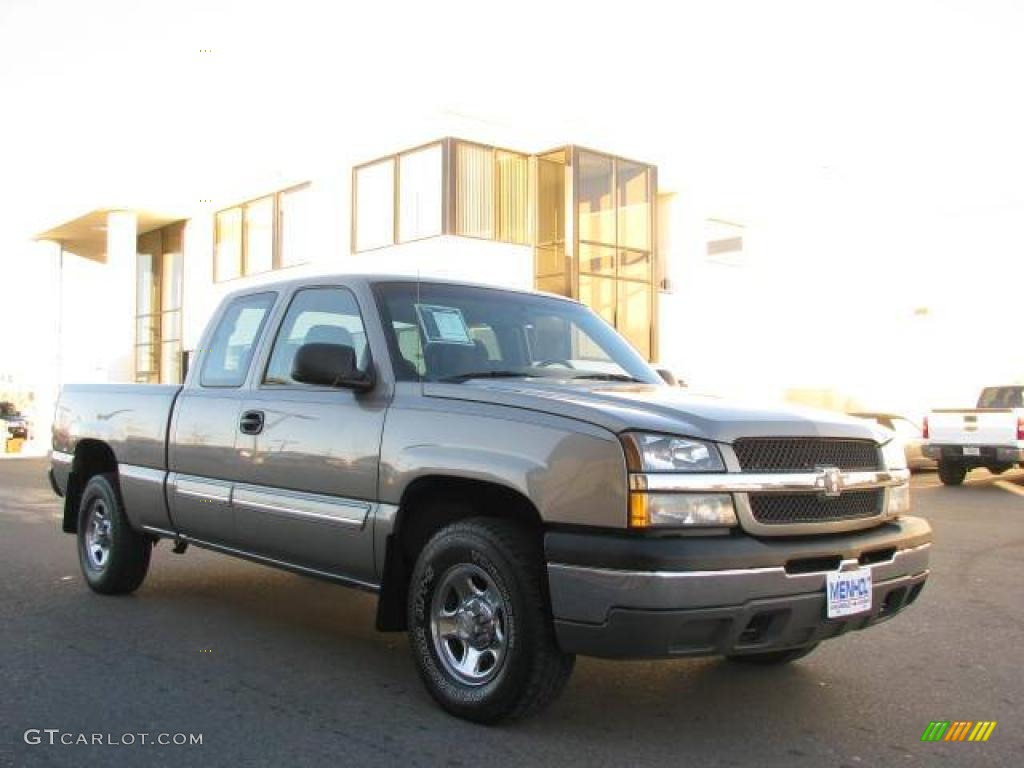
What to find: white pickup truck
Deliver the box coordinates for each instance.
[924,385,1024,485]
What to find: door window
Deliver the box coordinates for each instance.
[199,293,276,387]
[264,287,369,385]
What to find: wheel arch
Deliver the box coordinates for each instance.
[376,474,545,632]
[63,439,118,533]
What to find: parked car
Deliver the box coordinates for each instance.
[923,386,1024,485]
[49,275,931,722]
[849,412,935,471]
[0,401,29,439]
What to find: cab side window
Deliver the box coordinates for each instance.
[200,293,276,387]
[264,287,369,385]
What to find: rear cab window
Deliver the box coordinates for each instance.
[199,293,277,387]
[978,387,1024,408]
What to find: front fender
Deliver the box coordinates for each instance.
[380,404,629,529]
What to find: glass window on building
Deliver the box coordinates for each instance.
[495,150,529,244]
[214,207,242,281]
[577,152,615,245]
[244,196,274,276]
[279,184,312,268]
[536,148,655,360]
[352,139,531,253]
[453,142,530,245]
[535,149,569,296]
[455,142,494,239]
[354,159,395,251]
[135,222,186,384]
[398,144,443,242]
[135,234,161,383]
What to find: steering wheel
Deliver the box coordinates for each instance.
[535,359,576,370]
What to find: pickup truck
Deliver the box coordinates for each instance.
[49,275,932,723]
[923,386,1024,485]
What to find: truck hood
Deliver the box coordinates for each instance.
[423,380,884,444]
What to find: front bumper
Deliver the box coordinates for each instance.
[545,516,931,659]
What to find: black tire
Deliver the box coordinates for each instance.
[77,473,151,594]
[938,462,967,486]
[727,643,819,665]
[407,517,575,723]
[986,464,1011,476]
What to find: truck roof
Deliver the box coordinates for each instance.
[219,273,583,305]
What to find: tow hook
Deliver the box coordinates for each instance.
[172,539,188,555]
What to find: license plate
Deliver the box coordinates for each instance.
[826,568,872,618]
[963,446,981,456]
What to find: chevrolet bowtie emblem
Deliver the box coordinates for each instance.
[819,466,843,497]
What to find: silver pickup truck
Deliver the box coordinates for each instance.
[49,275,932,722]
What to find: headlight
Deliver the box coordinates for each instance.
[630,492,738,528]
[880,438,907,470]
[621,433,725,473]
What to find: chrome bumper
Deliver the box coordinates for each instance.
[630,468,910,536]
[629,468,910,494]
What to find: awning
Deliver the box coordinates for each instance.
[34,208,186,261]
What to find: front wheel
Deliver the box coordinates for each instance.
[727,644,819,665]
[938,462,967,486]
[77,473,152,594]
[407,518,574,723]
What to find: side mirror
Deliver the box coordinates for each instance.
[292,343,373,391]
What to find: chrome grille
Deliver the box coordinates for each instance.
[734,438,881,473]
[749,489,884,525]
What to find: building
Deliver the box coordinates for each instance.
[32,134,736,400]
[31,122,1021,449]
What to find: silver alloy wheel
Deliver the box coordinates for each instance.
[84,499,113,571]
[430,563,508,686]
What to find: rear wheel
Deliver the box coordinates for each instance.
[938,461,967,486]
[77,473,151,594]
[986,464,1011,476]
[727,643,819,665]
[407,517,574,723]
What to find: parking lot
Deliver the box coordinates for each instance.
[1,457,1021,767]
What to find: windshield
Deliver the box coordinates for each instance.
[372,282,663,385]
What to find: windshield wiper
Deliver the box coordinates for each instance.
[438,370,532,383]
[570,372,645,383]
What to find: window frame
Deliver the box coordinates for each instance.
[198,292,278,388]
[213,183,312,283]
[350,138,532,254]
[352,140,447,253]
[569,146,658,361]
[258,285,372,391]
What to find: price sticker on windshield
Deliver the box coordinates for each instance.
[415,304,474,345]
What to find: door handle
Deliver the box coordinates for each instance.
[239,410,265,435]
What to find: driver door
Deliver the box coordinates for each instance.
[231,285,387,583]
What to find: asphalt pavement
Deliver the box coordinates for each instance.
[1,457,1022,767]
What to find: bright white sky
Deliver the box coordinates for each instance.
[1,0,1022,410]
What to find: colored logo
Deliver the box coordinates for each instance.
[921,721,997,742]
